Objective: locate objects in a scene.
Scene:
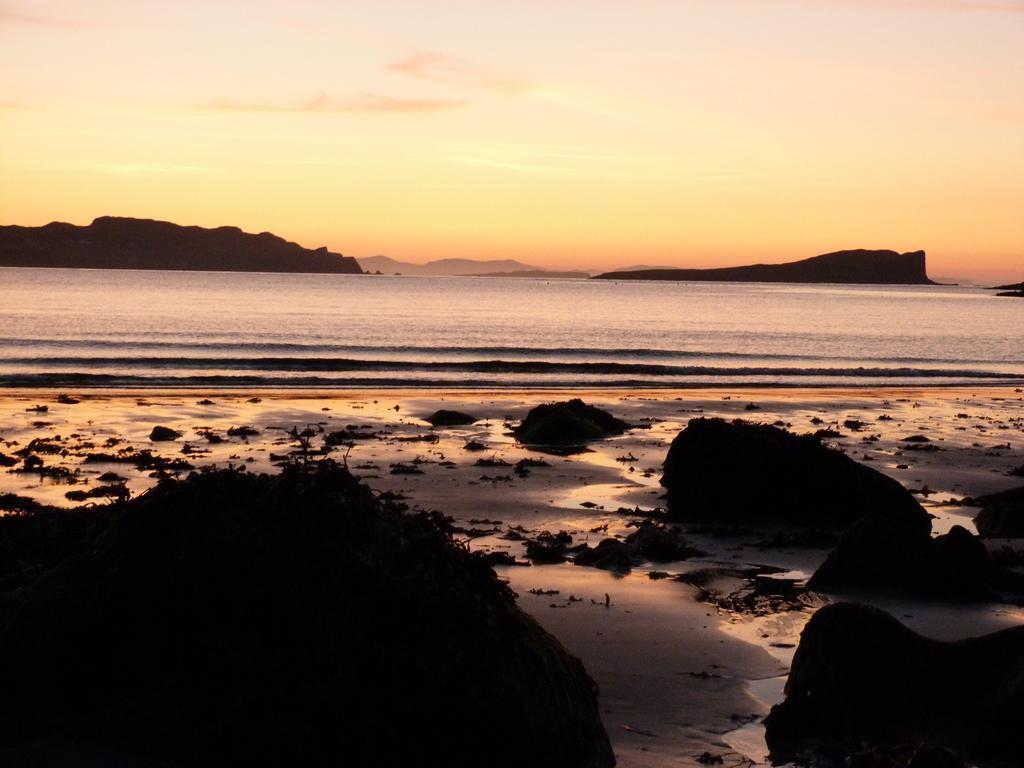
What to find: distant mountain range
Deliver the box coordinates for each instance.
[0,217,362,274]
[592,249,935,285]
[359,255,590,278]
[462,270,590,279]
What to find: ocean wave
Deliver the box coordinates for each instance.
[0,356,1020,379]
[1,339,1021,366]
[0,369,1021,390]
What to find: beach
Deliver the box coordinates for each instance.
[3,386,1022,766]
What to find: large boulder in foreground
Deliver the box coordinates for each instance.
[0,463,613,768]
[807,517,1015,602]
[661,418,928,532]
[514,399,629,448]
[973,485,1024,538]
[765,603,1024,764]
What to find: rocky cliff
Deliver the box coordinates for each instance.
[593,249,934,285]
[0,216,363,274]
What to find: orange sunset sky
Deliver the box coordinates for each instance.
[1,0,1022,280]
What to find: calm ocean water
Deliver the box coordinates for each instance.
[1,267,1022,389]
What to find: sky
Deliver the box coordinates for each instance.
[1,0,1022,280]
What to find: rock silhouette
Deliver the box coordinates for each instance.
[0,217,363,274]
[661,418,928,532]
[0,462,613,767]
[514,399,628,447]
[807,517,1015,602]
[972,485,1024,538]
[424,409,479,427]
[765,603,1024,764]
[593,249,934,285]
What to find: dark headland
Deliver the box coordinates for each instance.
[992,281,1024,298]
[0,216,363,274]
[592,248,935,285]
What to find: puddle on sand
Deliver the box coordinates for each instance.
[721,675,786,766]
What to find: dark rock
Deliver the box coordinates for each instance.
[149,426,182,442]
[624,521,705,561]
[0,463,613,767]
[847,744,966,768]
[765,603,1024,763]
[574,538,636,573]
[227,425,260,437]
[324,427,376,445]
[514,399,628,447]
[661,418,928,532]
[424,410,478,427]
[525,531,574,564]
[808,517,1007,602]
[973,485,1024,538]
[0,493,44,514]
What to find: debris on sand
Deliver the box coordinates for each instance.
[0,462,614,768]
[525,530,576,564]
[765,603,1023,765]
[64,484,130,502]
[513,399,629,448]
[661,418,928,533]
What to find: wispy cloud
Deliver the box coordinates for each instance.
[0,7,84,28]
[810,0,1023,11]
[90,163,223,179]
[389,52,530,94]
[204,91,467,114]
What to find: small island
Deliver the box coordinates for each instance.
[992,281,1024,298]
[592,249,935,285]
[0,217,363,274]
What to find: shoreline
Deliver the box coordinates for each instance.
[2,386,1022,766]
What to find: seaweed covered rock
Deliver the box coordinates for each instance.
[424,409,479,427]
[973,485,1024,538]
[0,462,614,768]
[148,425,182,441]
[807,518,1012,602]
[624,521,705,562]
[661,418,927,532]
[514,399,628,448]
[574,538,636,573]
[765,603,1024,764]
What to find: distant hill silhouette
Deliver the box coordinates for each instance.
[992,281,1024,298]
[0,217,363,274]
[465,270,590,279]
[358,255,542,276]
[592,249,934,285]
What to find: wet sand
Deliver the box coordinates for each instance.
[2,387,1023,767]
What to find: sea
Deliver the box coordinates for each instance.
[1,267,1022,389]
